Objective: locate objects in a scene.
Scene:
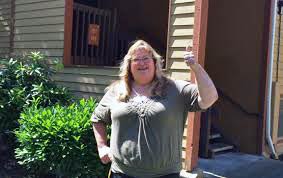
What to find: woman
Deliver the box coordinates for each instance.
[91,40,218,178]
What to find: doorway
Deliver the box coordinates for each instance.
[69,0,170,66]
[202,0,268,155]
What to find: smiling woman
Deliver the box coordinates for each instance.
[116,40,167,101]
[91,40,218,178]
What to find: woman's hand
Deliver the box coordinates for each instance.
[98,145,112,164]
[184,45,197,66]
[183,45,218,109]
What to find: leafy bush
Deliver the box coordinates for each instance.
[0,52,72,134]
[15,98,110,178]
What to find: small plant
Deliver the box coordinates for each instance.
[15,98,110,178]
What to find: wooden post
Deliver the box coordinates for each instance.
[63,0,73,66]
[185,0,209,171]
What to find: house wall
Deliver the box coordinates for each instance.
[13,0,65,58]
[205,0,267,154]
[54,67,119,100]
[0,0,12,58]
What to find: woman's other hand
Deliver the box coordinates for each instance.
[98,145,112,164]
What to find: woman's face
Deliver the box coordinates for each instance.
[130,48,155,85]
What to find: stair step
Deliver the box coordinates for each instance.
[209,133,221,140]
[210,143,234,153]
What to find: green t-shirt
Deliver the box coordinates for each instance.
[92,80,202,178]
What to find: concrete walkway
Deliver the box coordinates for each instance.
[181,152,283,178]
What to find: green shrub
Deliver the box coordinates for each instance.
[15,98,110,178]
[0,52,72,134]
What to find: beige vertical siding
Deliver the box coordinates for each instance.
[0,0,12,58]
[274,12,283,154]
[272,10,283,155]
[273,13,283,89]
[13,0,65,58]
[166,0,196,165]
[166,0,195,81]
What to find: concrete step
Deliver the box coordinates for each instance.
[210,143,234,153]
[209,133,221,140]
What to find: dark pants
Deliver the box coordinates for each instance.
[109,171,180,178]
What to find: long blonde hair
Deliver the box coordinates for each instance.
[109,40,170,102]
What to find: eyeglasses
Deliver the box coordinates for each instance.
[131,56,153,63]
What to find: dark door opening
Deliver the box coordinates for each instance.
[200,0,267,155]
[70,0,169,67]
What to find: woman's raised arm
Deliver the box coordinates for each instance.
[184,46,218,109]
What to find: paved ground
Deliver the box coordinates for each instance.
[182,152,283,178]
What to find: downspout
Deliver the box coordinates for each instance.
[266,0,278,159]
